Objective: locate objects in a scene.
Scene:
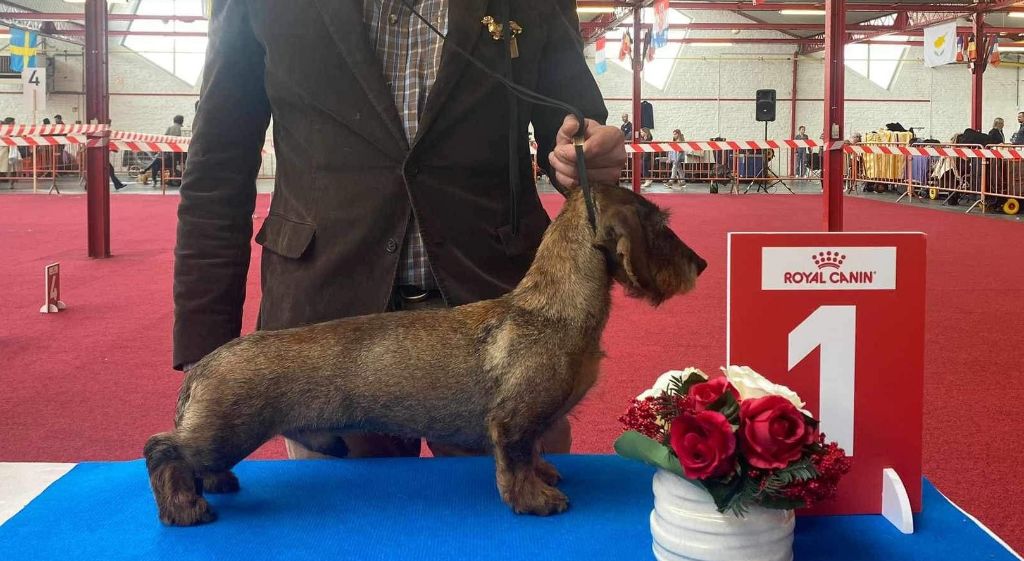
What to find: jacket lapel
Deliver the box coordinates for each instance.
[312,0,409,153]
[413,0,490,148]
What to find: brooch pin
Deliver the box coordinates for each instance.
[508,20,523,59]
[482,16,503,40]
[482,17,524,59]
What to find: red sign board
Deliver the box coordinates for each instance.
[728,233,925,516]
[40,262,65,314]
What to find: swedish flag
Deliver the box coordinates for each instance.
[9,28,38,73]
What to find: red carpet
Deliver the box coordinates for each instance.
[1,193,1022,550]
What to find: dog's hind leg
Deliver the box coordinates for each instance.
[144,432,216,526]
[489,420,568,516]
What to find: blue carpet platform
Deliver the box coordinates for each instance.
[0,455,1017,561]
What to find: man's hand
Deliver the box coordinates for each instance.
[548,115,626,189]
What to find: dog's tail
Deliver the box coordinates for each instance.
[144,432,214,526]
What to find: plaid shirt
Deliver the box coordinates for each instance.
[363,0,448,290]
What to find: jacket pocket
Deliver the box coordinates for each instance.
[255,213,316,259]
[497,209,551,257]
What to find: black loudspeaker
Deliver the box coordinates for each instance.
[755,89,776,122]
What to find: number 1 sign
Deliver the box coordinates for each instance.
[727,233,926,524]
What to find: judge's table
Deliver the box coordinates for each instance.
[0,456,1020,561]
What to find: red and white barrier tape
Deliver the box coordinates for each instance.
[627,139,1024,160]
[627,139,828,153]
[110,131,190,144]
[842,144,1024,159]
[0,134,86,147]
[0,124,109,136]
[110,140,189,153]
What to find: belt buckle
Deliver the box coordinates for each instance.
[398,286,431,303]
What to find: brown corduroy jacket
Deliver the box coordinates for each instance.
[172,0,608,369]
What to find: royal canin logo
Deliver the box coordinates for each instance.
[783,251,876,285]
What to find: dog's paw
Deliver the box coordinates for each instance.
[202,471,240,494]
[509,483,569,516]
[535,459,561,486]
[159,495,217,526]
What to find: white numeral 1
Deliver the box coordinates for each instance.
[788,306,856,455]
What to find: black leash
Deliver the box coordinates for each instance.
[397,0,599,233]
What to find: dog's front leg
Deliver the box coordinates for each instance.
[488,420,568,516]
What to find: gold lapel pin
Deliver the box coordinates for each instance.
[482,16,503,41]
[508,20,523,59]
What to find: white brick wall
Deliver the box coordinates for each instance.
[591,10,1021,144]
[0,40,199,134]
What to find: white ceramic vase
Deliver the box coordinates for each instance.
[650,469,795,561]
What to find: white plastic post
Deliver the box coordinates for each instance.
[881,468,914,534]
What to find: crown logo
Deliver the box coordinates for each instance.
[812,251,845,269]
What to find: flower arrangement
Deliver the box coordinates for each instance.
[615,366,851,516]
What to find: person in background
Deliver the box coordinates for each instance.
[166,115,185,137]
[152,115,187,187]
[1010,112,1024,145]
[0,117,11,185]
[620,112,633,140]
[42,118,51,125]
[794,125,809,178]
[989,117,1005,144]
[668,129,687,189]
[638,127,653,189]
[54,115,64,125]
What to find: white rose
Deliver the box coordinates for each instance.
[636,368,707,400]
[722,365,809,414]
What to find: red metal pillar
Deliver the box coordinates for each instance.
[790,52,799,176]
[970,13,986,131]
[822,0,845,232]
[85,0,110,258]
[631,7,642,193]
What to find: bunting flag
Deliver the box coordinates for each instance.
[991,41,1001,67]
[956,34,964,63]
[9,28,39,73]
[618,31,632,62]
[595,36,608,75]
[652,0,670,48]
[644,31,656,62]
[967,35,977,61]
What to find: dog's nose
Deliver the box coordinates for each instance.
[695,256,708,275]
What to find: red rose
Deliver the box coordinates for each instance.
[687,377,740,411]
[739,395,817,469]
[669,411,737,480]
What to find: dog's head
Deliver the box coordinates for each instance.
[592,186,706,305]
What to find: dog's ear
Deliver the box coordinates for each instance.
[594,204,655,292]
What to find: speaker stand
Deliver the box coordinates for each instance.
[743,123,794,194]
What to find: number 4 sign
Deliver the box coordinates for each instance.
[727,233,926,531]
[40,263,66,314]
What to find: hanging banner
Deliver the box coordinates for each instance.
[653,0,669,48]
[595,36,608,75]
[924,22,957,67]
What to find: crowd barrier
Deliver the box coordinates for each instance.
[623,140,824,193]
[845,142,1024,215]
[3,127,1021,215]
